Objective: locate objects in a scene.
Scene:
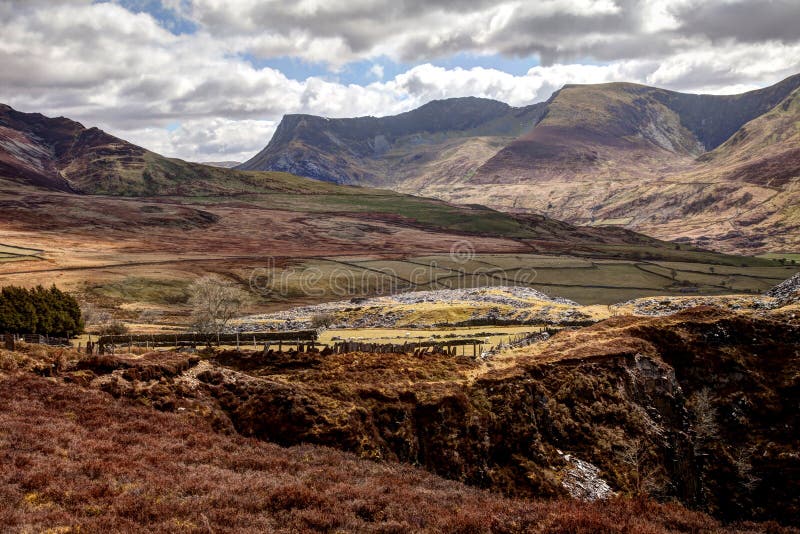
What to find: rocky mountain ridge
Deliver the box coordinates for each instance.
[240,74,800,253]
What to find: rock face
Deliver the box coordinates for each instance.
[559,453,616,501]
[767,272,800,305]
[81,307,800,526]
[242,74,800,253]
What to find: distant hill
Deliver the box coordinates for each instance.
[240,75,800,253]
[0,104,319,196]
[199,160,242,168]
[470,76,800,185]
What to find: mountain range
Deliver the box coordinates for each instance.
[238,74,800,253]
[0,99,703,257]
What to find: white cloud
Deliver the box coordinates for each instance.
[0,1,798,162]
[369,64,384,80]
[124,118,278,162]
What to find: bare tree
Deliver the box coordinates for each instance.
[188,275,250,336]
[689,388,718,441]
[81,303,127,336]
[734,445,761,491]
[617,438,661,496]
[81,302,111,331]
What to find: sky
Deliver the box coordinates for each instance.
[1,0,799,163]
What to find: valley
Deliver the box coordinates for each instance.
[4,2,800,531]
[1,74,799,533]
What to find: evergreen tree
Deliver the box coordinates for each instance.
[0,285,83,337]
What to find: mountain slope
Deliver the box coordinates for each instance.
[3,101,739,253]
[238,97,548,186]
[470,75,800,186]
[0,104,347,197]
[239,74,800,252]
[652,86,800,251]
[697,85,800,186]
[469,82,703,190]
[520,85,800,253]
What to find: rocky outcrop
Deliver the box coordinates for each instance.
[236,287,581,330]
[767,272,800,305]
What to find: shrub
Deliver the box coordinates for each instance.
[311,313,335,329]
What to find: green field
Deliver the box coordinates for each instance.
[258,254,797,305]
[86,277,191,305]
[758,253,800,262]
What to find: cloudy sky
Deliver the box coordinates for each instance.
[1,0,799,162]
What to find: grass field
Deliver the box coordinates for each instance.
[76,253,798,327]
[265,254,796,306]
[0,244,44,263]
[74,325,549,354]
[758,253,800,262]
[87,276,191,305]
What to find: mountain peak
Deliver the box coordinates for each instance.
[237,96,545,179]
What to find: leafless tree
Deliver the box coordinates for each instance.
[188,275,250,336]
[81,303,127,336]
[689,388,719,441]
[617,438,661,496]
[734,445,761,491]
[310,313,335,329]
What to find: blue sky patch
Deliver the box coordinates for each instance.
[96,0,197,35]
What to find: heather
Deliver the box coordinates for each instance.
[0,371,788,533]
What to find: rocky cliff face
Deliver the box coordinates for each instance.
[76,307,800,526]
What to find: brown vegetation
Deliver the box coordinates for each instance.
[27,307,798,527]
[2,370,778,533]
